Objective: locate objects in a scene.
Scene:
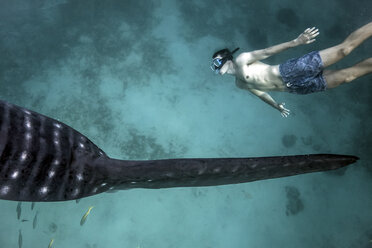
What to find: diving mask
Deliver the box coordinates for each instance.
[210,57,225,74]
[210,47,239,74]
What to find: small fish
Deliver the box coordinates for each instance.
[16,202,22,220]
[21,219,29,222]
[48,238,54,248]
[33,211,38,229]
[31,202,35,210]
[18,230,22,248]
[80,206,94,226]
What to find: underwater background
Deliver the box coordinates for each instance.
[0,0,371,247]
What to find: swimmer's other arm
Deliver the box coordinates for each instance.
[236,27,319,64]
[248,89,290,117]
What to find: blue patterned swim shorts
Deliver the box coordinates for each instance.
[279,51,327,94]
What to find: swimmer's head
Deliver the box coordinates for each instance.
[210,47,240,74]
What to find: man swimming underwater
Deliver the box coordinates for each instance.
[211,22,372,117]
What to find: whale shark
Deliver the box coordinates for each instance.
[0,99,358,202]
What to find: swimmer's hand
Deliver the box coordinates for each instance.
[294,27,319,45]
[278,103,290,117]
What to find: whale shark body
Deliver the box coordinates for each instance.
[0,99,358,202]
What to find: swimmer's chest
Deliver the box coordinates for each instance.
[235,62,273,88]
[240,61,270,80]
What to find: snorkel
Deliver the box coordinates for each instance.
[211,47,240,74]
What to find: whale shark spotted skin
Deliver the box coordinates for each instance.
[0,99,358,202]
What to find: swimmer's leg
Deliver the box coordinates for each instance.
[319,22,372,67]
[323,57,372,88]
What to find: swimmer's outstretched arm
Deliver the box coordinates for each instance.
[248,89,290,117]
[236,27,319,64]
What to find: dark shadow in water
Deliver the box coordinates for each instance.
[282,134,297,148]
[48,222,58,233]
[285,185,304,216]
[247,28,268,49]
[119,128,188,160]
[276,8,299,28]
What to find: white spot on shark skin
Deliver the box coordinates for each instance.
[76,173,83,181]
[39,186,48,195]
[147,179,153,182]
[53,130,60,137]
[79,143,85,149]
[48,170,56,178]
[53,160,60,165]
[25,133,32,140]
[251,164,258,169]
[0,186,10,195]
[92,187,98,193]
[72,188,80,196]
[25,117,32,129]
[165,172,174,178]
[231,165,240,173]
[130,182,137,184]
[20,151,27,161]
[101,183,107,187]
[54,139,59,145]
[198,167,206,175]
[24,110,31,115]
[11,171,19,179]
[53,123,62,129]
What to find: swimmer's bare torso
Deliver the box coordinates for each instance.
[233,60,286,92]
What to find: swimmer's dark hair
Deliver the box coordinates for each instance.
[212,47,240,60]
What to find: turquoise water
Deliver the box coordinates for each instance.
[0,0,371,247]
